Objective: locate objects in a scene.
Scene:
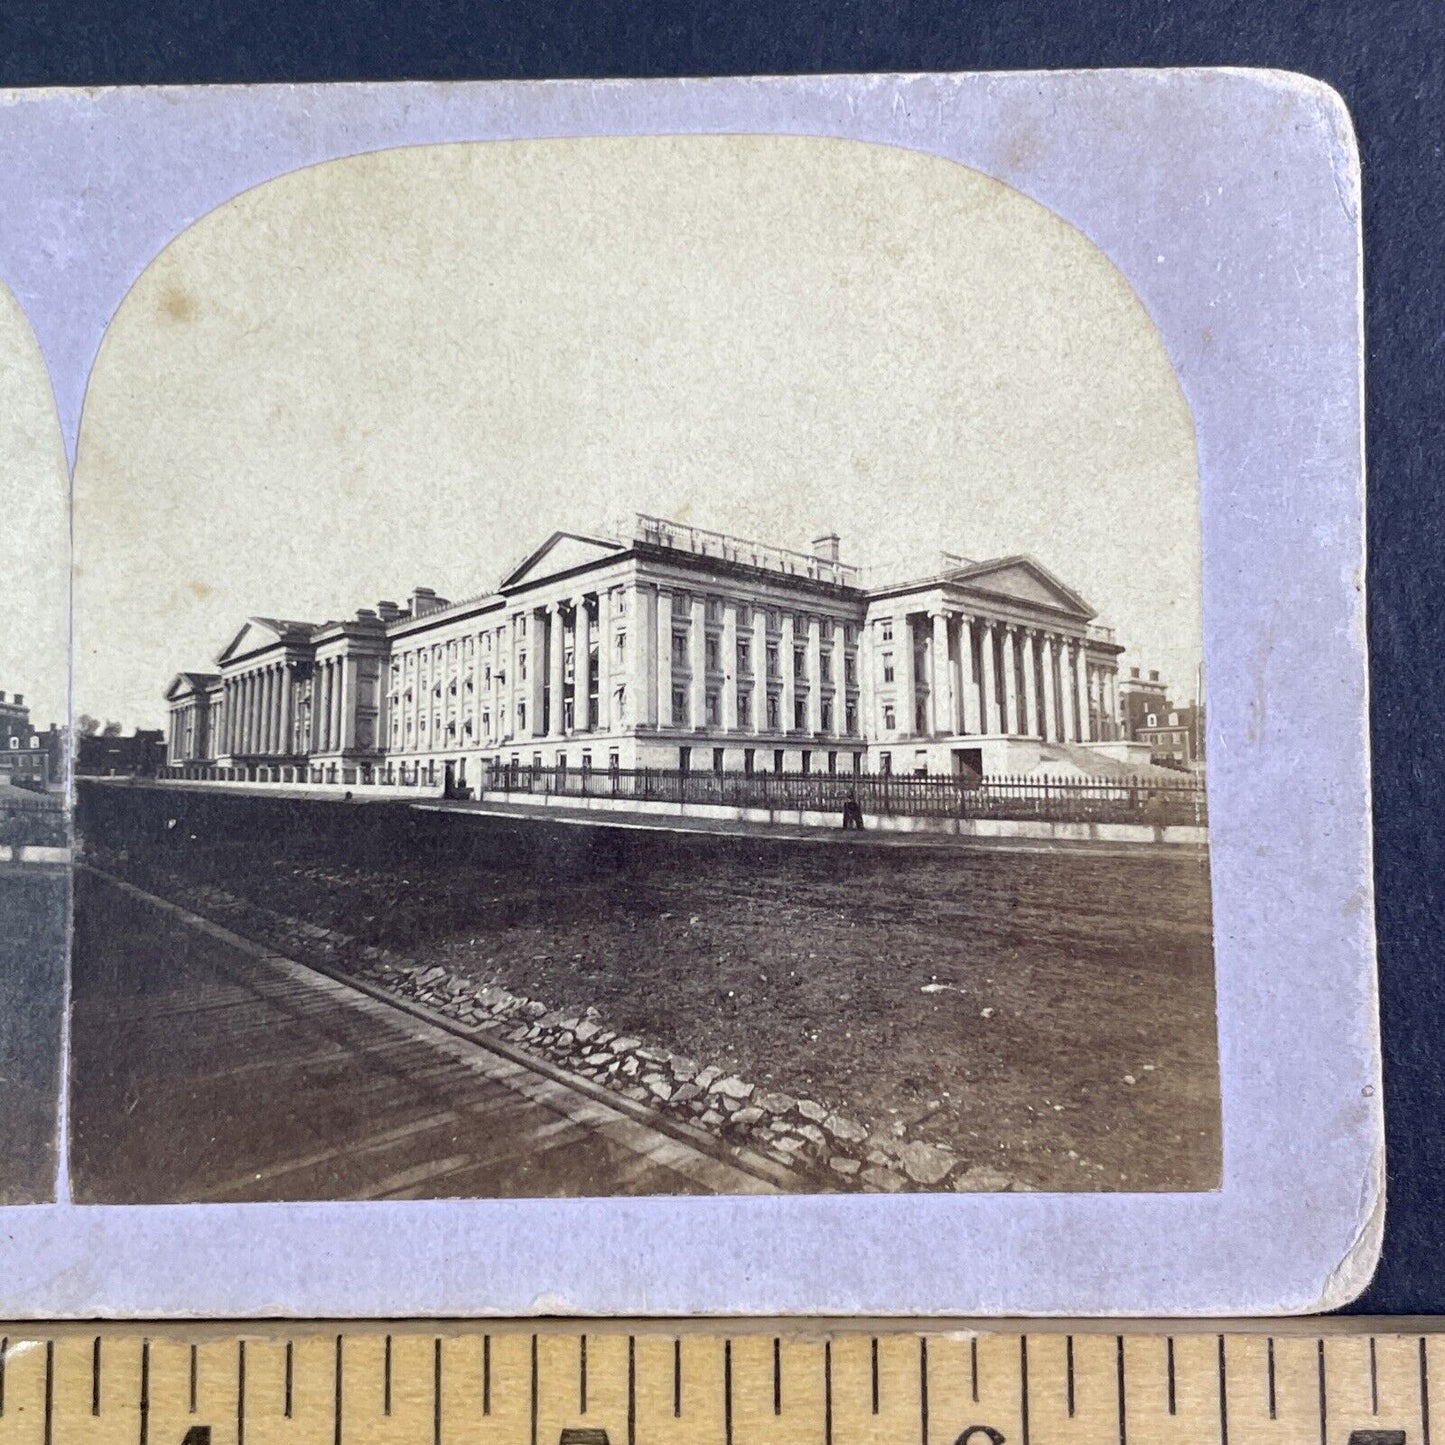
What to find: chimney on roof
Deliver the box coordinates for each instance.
[13,694,22,706]
[1149,669,1159,682]
[377,600,401,623]
[410,587,447,618]
[1130,667,1140,679]
[0,691,6,702]
[811,532,841,564]
[356,607,378,623]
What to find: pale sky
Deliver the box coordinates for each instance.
[0,286,68,730]
[70,134,1202,730]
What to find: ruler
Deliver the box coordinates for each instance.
[0,1322,1432,1445]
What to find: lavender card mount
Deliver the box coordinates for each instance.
[0,70,1375,1317]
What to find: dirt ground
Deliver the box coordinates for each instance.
[82,785,1221,1191]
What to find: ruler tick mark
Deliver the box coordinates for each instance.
[1218,1335,1229,1445]
[1422,1336,1433,1445]
[1021,1335,1031,1445]
[483,1334,491,1416]
[1268,1337,1277,1419]
[871,1336,879,1415]
[1167,1337,1176,1416]
[674,1337,682,1418]
[140,1338,151,1445]
[1066,1335,1076,1417]
[1,1333,7,1415]
[385,1333,393,1415]
[530,1334,539,1445]
[1370,1336,1379,1414]
[333,1333,343,1445]
[237,1340,246,1445]
[825,1339,834,1445]
[580,1333,588,1414]
[285,1340,293,1418]
[725,1340,734,1445]
[1116,1336,1127,1445]
[44,1340,53,1445]
[627,1336,636,1445]
[92,1335,101,1416]
[1317,1339,1327,1445]
[773,1336,782,1416]
[189,1342,198,1415]
[971,1336,979,1403]
[920,1337,929,1445]
[434,1337,443,1445]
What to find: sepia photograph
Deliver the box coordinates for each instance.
[67,132,1218,1202]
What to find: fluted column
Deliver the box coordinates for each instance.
[721,600,739,731]
[689,595,706,731]
[930,610,952,735]
[958,616,980,734]
[1002,627,1020,736]
[655,588,673,728]
[546,603,565,739]
[1022,631,1040,738]
[1040,636,1058,741]
[596,591,613,733]
[1056,640,1074,742]
[979,622,998,734]
[825,620,842,737]
[806,616,823,734]
[895,614,914,736]
[265,666,278,754]
[1078,648,1094,741]
[573,596,591,732]
[780,612,797,735]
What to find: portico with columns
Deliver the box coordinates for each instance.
[860,554,1124,778]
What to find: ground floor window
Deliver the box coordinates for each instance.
[801,750,811,774]
[852,752,862,775]
[679,745,691,774]
[828,750,837,774]
[773,749,784,774]
[744,747,755,775]
[713,747,724,773]
[880,751,892,774]
[914,749,929,775]
[609,751,620,772]
[581,751,592,776]
[883,704,895,730]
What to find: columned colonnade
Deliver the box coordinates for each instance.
[872,609,1118,743]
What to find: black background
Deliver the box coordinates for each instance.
[1,0,1439,1312]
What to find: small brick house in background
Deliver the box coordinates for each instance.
[1116,667,1205,771]
[0,690,63,789]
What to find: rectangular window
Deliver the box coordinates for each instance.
[883,704,896,729]
[744,747,755,775]
[609,750,620,771]
[845,655,857,686]
[713,747,725,773]
[519,652,528,681]
[773,749,785,774]
[881,619,893,642]
[914,749,929,775]
[706,691,720,726]
[517,703,526,732]
[707,596,722,622]
[821,699,833,732]
[852,752,862,775]
[767,694,780,731]
[581,751,592,776]
[766,643,779,678]
[564,647,575,684]
[794,698,806,731]
[673,631,687,665]
[532,751,542,770]
[880,751,892,775]
[737,638,751,672]
[820,653,832,683]
[845,702,858,735]
[793,647,805,680]
[679,745,691,773]
[673,688,687,727]
[737,689,751,727]
[883,654,895,683]
[801,750,811,774]
[615,631,626,665]
[706,637,720,672]
[828,750,837,774]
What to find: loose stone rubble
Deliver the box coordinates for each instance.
[101,860,1021,1195]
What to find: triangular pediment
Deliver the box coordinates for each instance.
[954,556,1094,618]
[216,618,297,666]
[500,532,626,591]
[165,671,218,701]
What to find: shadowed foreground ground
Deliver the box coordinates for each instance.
[76,783,1221,1193]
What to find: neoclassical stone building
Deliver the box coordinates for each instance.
[165,514,1127,787]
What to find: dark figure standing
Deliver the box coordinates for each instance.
[841,789,865,830]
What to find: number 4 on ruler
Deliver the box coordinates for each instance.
[178,1429,211,1445]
